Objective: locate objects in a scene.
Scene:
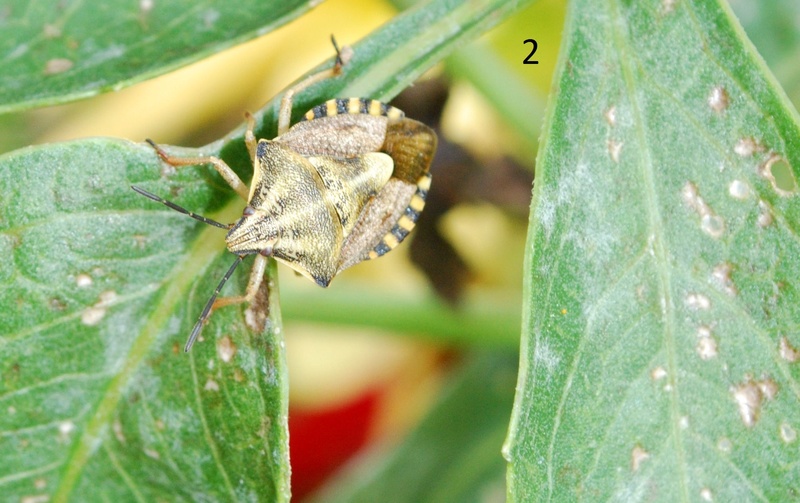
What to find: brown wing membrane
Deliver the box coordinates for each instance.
[337,118,436,272]
[381,119,438,183]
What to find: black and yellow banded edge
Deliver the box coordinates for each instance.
[303,98,405,122]
[368,172,432,260]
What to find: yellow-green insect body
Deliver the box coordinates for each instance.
[133,47,436,351]
[229,98,435,286]
[135,98,436,350]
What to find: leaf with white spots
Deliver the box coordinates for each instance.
[0,0,316,113]
[505,0,800,501]
[0,0,536,500]
[0,138,292,501]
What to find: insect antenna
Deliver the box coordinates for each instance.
[131,185,230,230]
[185,254,245,352]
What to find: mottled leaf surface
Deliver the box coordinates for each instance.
[0,0,313,113]
[0,138,291,502]
[506,1,800,501]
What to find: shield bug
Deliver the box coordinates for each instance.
[132,39,437,351]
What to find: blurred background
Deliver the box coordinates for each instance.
[3,0,799,499]
[1,0,560,498]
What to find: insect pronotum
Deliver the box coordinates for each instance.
[132,37,437,351]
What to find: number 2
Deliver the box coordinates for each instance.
[523,39,538,65]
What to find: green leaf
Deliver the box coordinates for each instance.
[0,0,314,113]
[0,138,291,501]
[309,353,518,503]
[506,0,800,501]
[0,0,536,501]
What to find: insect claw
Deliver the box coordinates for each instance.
[145,138,170,162]
[329,34,352,73]
[330,35,341,62]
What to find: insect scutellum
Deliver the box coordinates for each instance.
[131,37,437,352]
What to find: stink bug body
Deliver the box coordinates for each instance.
[132,41,437,351]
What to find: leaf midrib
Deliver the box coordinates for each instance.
[606,0,689,500]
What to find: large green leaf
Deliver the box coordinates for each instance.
[0,138,292,501]
[0,0,314,113]
[505,0,800,501]
[0,0,535,501]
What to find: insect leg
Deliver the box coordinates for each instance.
[146,139,250,201]
[210,254,268,310]
[277,35,352,135]
[244,112,257,162]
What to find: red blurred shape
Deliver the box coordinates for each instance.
[289,390,379,500]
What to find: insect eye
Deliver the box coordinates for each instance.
[243,206,255,216]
